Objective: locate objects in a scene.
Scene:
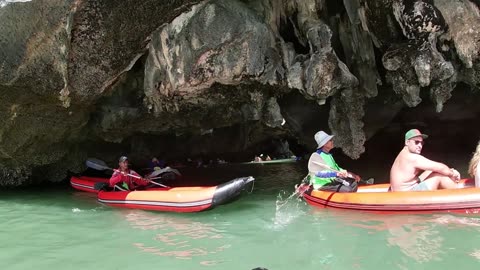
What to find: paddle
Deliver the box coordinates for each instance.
[147,166,182,178]
[311,161,374,185]
[86,158,169,188]
[294,175,312,197]
[294,161,374,196]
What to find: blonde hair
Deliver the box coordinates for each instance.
[468,141,480,177]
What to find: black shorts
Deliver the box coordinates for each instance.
[318,177,358,193]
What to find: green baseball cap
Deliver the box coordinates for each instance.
[405,129,428,141]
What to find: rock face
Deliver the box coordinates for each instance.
[1,0,480,186]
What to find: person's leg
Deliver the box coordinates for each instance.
[410,181,430,191]
[339,180,358,192]
[422,172,459,190]
[319,179,357,193]
[475,165,480,188]
[318,183,342,192]
[418,170,433,181]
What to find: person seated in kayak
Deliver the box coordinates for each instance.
[109,156,149,191]
[468,140,480,188]
[260,154,271,161]
[390,129,461,192]
[149,157,166,171]
[307,130,361,192]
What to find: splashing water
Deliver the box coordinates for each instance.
[274,174,309,210]
[275,185,305,209]
[269,188,307,230]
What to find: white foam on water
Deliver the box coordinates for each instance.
[269,189,306,231]
[470,249,480,260]
[432,215,480,227]
[71,208,100,213]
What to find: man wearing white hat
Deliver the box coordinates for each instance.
[307,131,361,192]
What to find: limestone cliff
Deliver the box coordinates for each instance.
[1,0,480,186]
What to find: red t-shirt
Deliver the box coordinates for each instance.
[109,169,148,190]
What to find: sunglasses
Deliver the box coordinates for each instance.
[411,140,424,146]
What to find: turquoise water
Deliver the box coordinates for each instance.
[2,163,480,270]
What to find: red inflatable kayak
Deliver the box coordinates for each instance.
[300,179,480,213]
[70,176,254,212]
[70,176,108,193]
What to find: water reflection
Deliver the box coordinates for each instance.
[70,191,97,203]
[333,211,444,262]
[384,216,443,263]
[122,211,230,265]
[310,209,480,263]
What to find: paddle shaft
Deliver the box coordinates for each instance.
[112,169,168,188]
[311,161,352,177]
[85,158,168,188]
[311,161,374,185]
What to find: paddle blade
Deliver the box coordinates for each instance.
[363,178,374,185]
[169,167,181,176]
[86,158,111,171]
[294,183,311,197]
[149,167,182,178]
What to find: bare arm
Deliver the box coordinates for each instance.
[414,155,452,176]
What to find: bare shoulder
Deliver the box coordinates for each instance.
[397,150,423,168]
[412,153,433,163]
[397,149,414,161]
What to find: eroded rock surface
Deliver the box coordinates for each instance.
[1,0,480,186]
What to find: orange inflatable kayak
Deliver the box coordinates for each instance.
[70,175,254,212]
[300,179,480,212]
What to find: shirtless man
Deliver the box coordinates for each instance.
[390,129,461,191]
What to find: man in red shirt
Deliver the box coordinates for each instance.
[109,156,149,190]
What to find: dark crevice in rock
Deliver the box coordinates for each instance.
[372,45,388,82]
[278,12,309,55]
[324,15,347,65]
[114,121,294,166]
[470,0,480,9]
[325,0,346,16]
[278,91,331,151]
[323,0,347,63]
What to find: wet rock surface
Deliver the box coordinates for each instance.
[0,0,480,186]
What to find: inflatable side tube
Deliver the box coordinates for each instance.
[211,176,254,207]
